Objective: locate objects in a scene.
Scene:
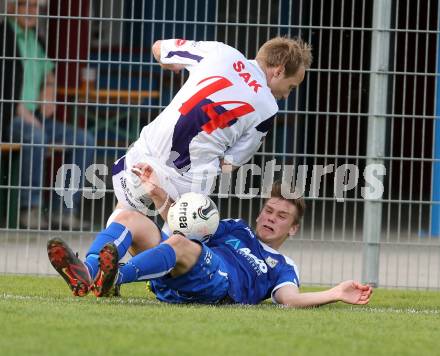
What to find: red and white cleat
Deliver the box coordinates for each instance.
[47,238,92,297]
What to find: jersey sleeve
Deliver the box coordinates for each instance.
[160,39,222,70]
[224,115,276,166]
[270,262,300,304]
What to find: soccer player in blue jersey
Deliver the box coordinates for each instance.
[48,175,372,307]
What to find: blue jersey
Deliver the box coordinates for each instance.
[206,219,300,305]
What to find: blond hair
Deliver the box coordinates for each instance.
[256,37,312,78]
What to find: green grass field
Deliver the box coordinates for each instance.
[0,275,439,356]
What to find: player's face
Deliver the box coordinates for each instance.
[268,65,305,100]
[9,0,40,28]
[255,198,299,248]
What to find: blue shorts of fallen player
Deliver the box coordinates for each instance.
[149,243,230,304]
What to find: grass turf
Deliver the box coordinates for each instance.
[0,275,439,356]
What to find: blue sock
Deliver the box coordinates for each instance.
[85,222,132,279]
[117,243,176,284]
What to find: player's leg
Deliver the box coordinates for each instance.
[120,234,201,282]
[82,152,161,280]
[149,242,230,304]
[94,234,202,297]
[84,208,163,281]
[47,207,163,296]
[164,234,202,276]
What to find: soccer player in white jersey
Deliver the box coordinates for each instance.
[46,37,312,288]
[112,37,312,213]
[48,181,372,307]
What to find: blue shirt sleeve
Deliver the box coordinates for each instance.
[277,266,300,287]
[271,264,300,304]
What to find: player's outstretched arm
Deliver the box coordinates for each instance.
[273,280,373,308]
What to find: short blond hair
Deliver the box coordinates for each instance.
[256,37,312,78]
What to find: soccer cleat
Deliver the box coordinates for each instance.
[93,243,120,297]
[47,238,92,297]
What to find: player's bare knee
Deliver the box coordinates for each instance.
[113,210,161,250]
[113,209,143,225]
[165,234,188,250]
[165,234,201,262]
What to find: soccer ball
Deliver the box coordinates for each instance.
[167,192,220,242]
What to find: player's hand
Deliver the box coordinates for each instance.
[336,280,373,305]
[131,163,167,200]
[131,163,171,217]
[132,163,158,193]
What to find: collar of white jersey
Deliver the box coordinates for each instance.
[248,59,267,85]
[258,239,297,268]
[258,239,279,254]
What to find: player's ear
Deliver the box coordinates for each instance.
[289,223,299,236]
[273,65,285,78]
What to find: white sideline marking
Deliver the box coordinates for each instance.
[350,306,440,315]
[0,293,159,306]
[1,293,440,314]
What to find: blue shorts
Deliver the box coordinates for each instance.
[149,243,230,304]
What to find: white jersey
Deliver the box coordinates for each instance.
[121,39,278,204]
